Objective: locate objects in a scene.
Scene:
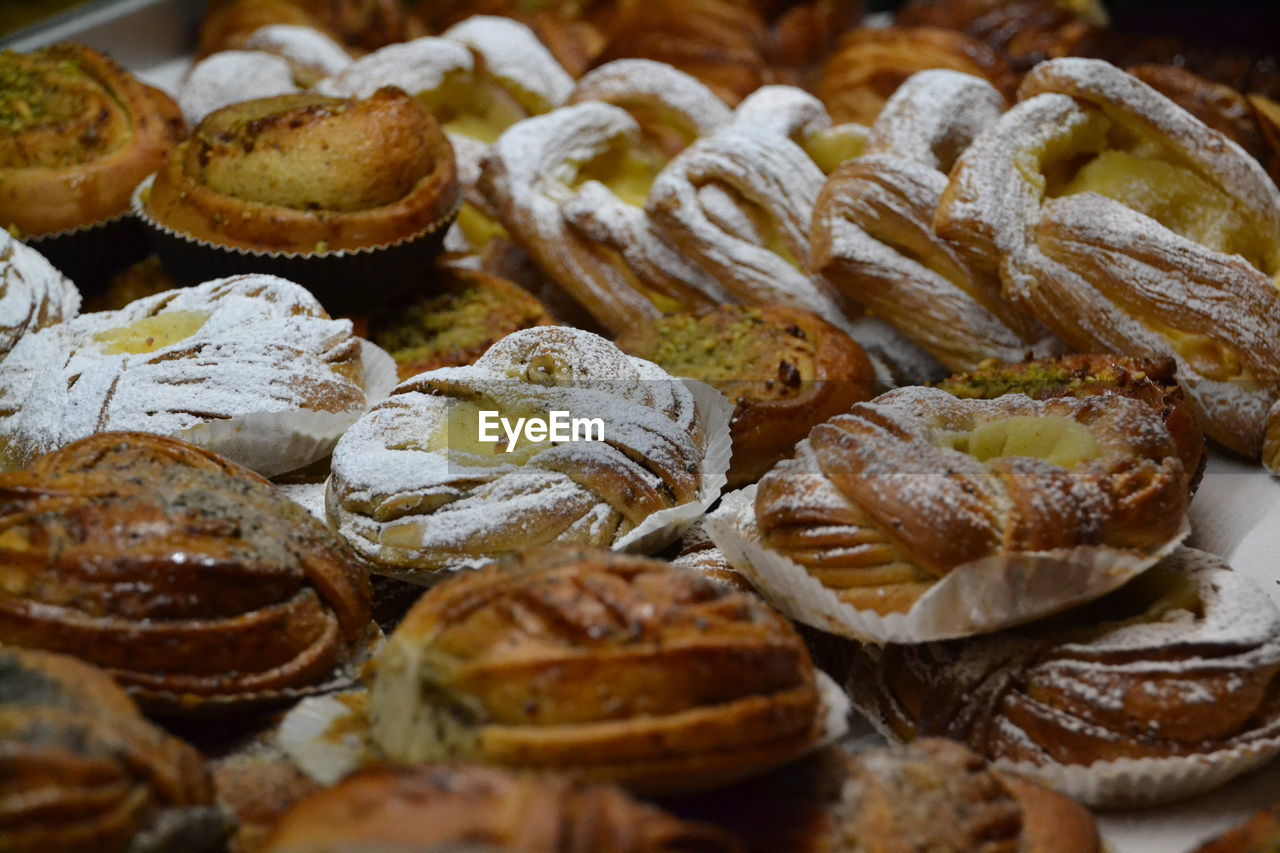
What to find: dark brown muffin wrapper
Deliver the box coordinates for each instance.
[25,211,150,298]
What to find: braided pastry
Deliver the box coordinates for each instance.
[0,232,79,360]
[753,386,1189,616]
[936,58,1280,459]
[0,432,372,713]
[368,546,826,794]
[328,327,713,577]
[849,548,1280,806]
[0,647,220,853]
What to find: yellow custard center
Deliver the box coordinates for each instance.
[93,310,209,355]
[935,415,1101,469]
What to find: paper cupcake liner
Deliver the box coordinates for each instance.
[705,485,1190,644]
[25,210,150,297]
[278,671,849,788]
[169,339,398,477]
[132,175,459,315]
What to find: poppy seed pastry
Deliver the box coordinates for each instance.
[0,232,79,360]
[368,546,826,795]
[0,432,371,713]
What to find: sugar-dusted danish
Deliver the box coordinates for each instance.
[812,69,1061,372]
[0,274,370,474]
[242,23,353,84]
[261,764,740,852]
[617,303,876,486]
[0,647,223,853]
[368,546,826,794]
[0,432,372,713]
[0,232,79,360]
[753,386,1189,617]
[328,326,716,577]
[849,548,1280,806]
[937,57,1280,459]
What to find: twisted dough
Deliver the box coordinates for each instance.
[0,232,79,360]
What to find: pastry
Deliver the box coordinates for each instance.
[814,27,1018,125]
[0,431,372,713]
[669,519,753,590]
[762,0,864,91]
[327,326,712,577]
[261,764,740,852]
[754,386,1189,615]
[1192,807,1280,853]
[241,23,354,84]
[368,546,826,794]
[84,255,177,313]
[849,547,1280,806]
[0,647,223,853]
[616,303,876,486]
[211,754,321,853]
[197,0,425,56]
[1252,93,1280,185]
[372,265,554,381]
[811,69,1062,372]
[936,58,1280,459]
[0,231,79,360]
[0,274,369,475]
[936,354,1207,489]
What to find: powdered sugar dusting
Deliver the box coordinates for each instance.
[866,69,1007,171]
[242,24,352,83]
[178,50,300,127]
[442,15,573,109]
[571,59,731,139]
[314,37,472,100]
[0,233,79,358]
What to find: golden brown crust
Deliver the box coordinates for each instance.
[1192,807,1280,853]
[368,546,824,795]
[212,755,321,853]
[896,0,1105,72]
[198,0,426,56]
[144,88,459,254]
[0,432,371,712]
[0,43,184,236]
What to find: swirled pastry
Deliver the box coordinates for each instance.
[368,546,825,794]
[849,548,1280,805]
[0,647,221,853]
[0,275,368,473]
[0,432,372,712]
[0,232,79,360]
[754,386,1190,615]
[0,43,183,238]
[937,58,1280,458]
[261,764,740,852]
[896,0,1105,72]
[812,70,1060,372]
[328,327,710,576]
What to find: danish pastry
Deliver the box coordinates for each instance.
[936,58,1280,458]
[368,546,826,794]
[849,548,1280,805]
[896,0,1105,72]
[197,0,424,56]
[754,386,1190,615]
[0,432,372,713]
[0,232,79,360]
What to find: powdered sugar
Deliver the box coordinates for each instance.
[442,16,573,109]
[314,38,472,100]
[571,59,731,139]
[866,69,1007,171]
[242,24,352,83]
[178,50,300,127]
[0,233,79,358]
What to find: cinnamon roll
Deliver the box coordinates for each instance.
[0,232,79,360]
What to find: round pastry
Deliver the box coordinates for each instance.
[0,231,79,360]
[0,274,371,475]
[0,647,223,853]
[848,547,1280,806]
[0,431,372,713]
[814,27,1017,125]
[616,304,876,486]
[372,265,554,381]
[327,326,713,577]
[936,57,1280,460]
[754,386,1190,616]
[936,354,1207,490]
[368,546,826,794]
[260,764,740,852]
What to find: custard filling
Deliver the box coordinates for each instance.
[420,73,529,145]
[93,310,209,355]
[934,415,1101,469]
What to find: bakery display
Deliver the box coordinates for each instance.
[368,546,827,794]
[0,431,372,712]
[0,231,79,360]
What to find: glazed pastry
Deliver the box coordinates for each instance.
[937,354,1207,488]
[197,0,424,56]
[0,275,369,474]
[754,386,1189,615]
[372,265,554,380]
[84,255,177,313]
[811,69,1061,372]
[0,432,372,712]
[0,647,222,853]
[0,43,183,237]
[262,764,738,852]
[814,27,1017,125]
[616,304,876,486]
[1192,806,1280,853]
[849,548,1280,806]
[936,58,1280,459]
[0,232,79,360]
[327,326,711,577]
[369,546,826,794]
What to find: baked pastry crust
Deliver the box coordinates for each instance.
[368,546,825,794]
[1192,806,1280,853]
[0,432,371,711]
[197,0,425,56]
[754,386,1190,614]
[896,0,1105,72]
[0,43,184,237]
[0,231,79,360]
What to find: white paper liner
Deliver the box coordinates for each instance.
[169,338,398,476]
[705,485,1191,643]
[279,671,848,788]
